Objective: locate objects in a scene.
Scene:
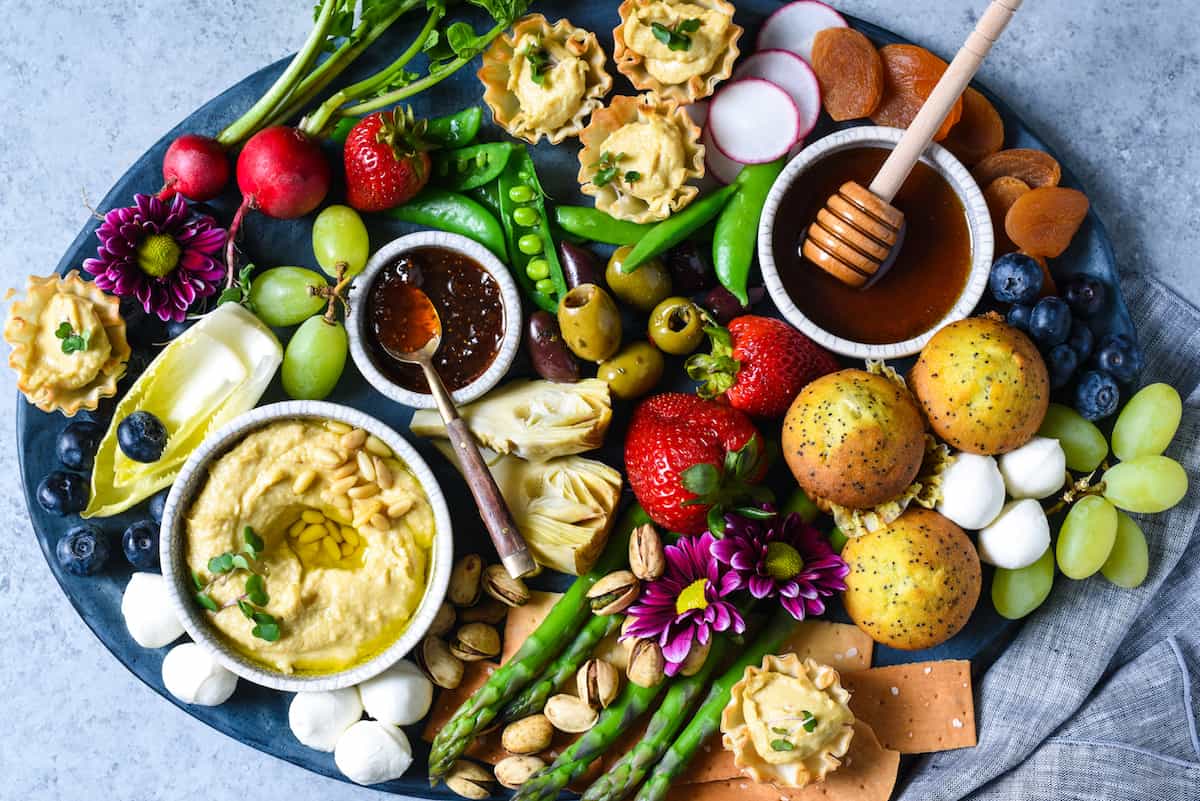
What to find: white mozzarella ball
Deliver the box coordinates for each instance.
[936,452,1006,530]
[334,720,414,785]
[121,572,185,649]
[978,499,1051,569]
[999,436,1067,499]
[358,660,434,726]
[289,687,364,752]
[161,642,237,706]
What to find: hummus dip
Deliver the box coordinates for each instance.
[186,419,434,674]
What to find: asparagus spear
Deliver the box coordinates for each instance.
[498,613,622,726]
[428,505,649,783]
[580,637,730,801]
[632,610,798,801]
[511,678,668,801]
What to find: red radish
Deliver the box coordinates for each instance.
[708,79,801,165]
[757,0,848,65]
[733,50,822,142]
[702,125,743,185]
[158,134,230,202]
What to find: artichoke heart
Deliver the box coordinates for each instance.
[412,378,612,461]
[433,442,621,575]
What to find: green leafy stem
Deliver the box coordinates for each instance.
[193,526,280,642]
[55,322,90,354]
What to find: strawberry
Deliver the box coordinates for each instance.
[343,107,431,212]
[686,316,839,418]
[625,393,769,534]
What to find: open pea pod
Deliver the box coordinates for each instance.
[498,147,568,313]
[84,303,282,518]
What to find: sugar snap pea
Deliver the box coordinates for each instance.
[499,148,568,313]
[329,107,482,148]
[619,184,738,274]
[713,159,785,304]
[433,142,514,191]
[384,188,506,260]
[554,206,658,246]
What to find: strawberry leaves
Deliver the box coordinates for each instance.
[686,325,742,399]
[679,437,775,537]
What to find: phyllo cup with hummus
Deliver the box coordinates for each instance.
[478,14,612,145]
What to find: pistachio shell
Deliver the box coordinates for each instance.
[495,755,546,789]
[544,693,599,733]
[576,658,620,708]
[483,564,531,608]
[678,638,710,677]
[627,639,665,688]
[420,637,465,689]
[448,554,484,607]
[586,570,640,615]
[429,602,456,638]
[445,760,494,799]
[460,598,510,624]
[451,622,501,661]
[500,714,554,755]
[629,524,666,581]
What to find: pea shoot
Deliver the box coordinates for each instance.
[592,151,627,187]
[650,18,701,52]
[193,526,281,642]
[524,38,554,86]
[55,322,90,354]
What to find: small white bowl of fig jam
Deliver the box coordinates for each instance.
[347,231,521,409]
[758,126,993,359]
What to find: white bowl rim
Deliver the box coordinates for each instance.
[346,230,522,410]
[757,125,994,360]
[158,400,453,692]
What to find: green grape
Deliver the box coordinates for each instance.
[312,205,369,278]
[282,316,348,400]
[1056,495,1118,579]
[781,487,820,524]
[992,546,1055,620]
[1101,511,1149,589]
[1111,383,1182,461]
[1038,403,1108,472]
[248,267,328,327]
[1102,456,1188,513]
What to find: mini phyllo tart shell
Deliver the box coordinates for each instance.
[577,94,705,223]
[479,14,612,145]
[613,0,742,104]
[722,654,856,789]
[5,271,130,416]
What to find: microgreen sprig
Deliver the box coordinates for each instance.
[193,526,280,642]
[592,151,627,187]
[524,38,554,86]
[651,18,701,52]
[55,322,90,354]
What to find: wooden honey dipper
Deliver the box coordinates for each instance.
[802,0,1022,288]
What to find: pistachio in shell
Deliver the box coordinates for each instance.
[482,563,530,608]
[495,755,546,789]
[677,637,710,677]
[460,597,510,625]
[544,693,599,733]
[576,658,620,709]
[500,713,554,755]
[451,622,502,662]
[627,639,666,688]
[429,602,456,638]
[448,554,484,606]
[420,636,464,689]
[586,570,640,615]
[445,760,494,800]
[628,523,665,581]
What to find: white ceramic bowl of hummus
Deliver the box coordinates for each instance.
[159,401,452,692]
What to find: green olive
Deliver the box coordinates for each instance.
[598,342,665,400]
[557,283,623,362]
[606,245,672,313]
[648,296,706,355]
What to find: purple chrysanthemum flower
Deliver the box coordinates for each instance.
[622,533,745,676]
[83,193,226,322]
[713,510,849,621]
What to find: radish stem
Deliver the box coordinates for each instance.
[225,194,255,289]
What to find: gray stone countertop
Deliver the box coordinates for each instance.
[0,1,1196,799]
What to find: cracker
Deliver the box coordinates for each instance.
[841,659,976,753]
[781,620,875,673]
[502,590,561,663]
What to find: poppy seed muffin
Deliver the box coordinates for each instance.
[909,316,1049,455]
[782,369,926,509]
[841,508,981,650]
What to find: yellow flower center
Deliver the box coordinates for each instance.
[136,233,181,278]
[675,578,709,614]
[765,542,804,581]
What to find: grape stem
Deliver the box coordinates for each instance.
[1045,465,1109,516]
[313,262,352,324]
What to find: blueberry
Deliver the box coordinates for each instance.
[117,411,168,463]
[1067,319,1095,362]
[56,524,110,576]
[148,488,170,525]
[1028,297,1072,347]
[37,471,89,516]
[1046,344,1080,389]
[122,519,160,569]
[1006,303,1033,333]
[57,421,103,472]
[1075,370,1121,421]
[1092,333,1144,384]
[1061,274,1107,319]
[988,253,1044,305]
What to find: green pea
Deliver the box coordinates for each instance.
[518,234,545,256]
[526,258,550,281]
[535,278,556,296]
[513,206,540,227]
[508,185,535,203]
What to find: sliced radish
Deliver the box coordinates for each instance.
[733,50,822,142]
[707,79,800,165]
[685,99,709,129]
[757,0,848,65]
[702,125,743,184]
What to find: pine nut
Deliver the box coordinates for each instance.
[370,513,389,531]
[365,435,392,457]
[299,525,327,544]
[288,519,306,538]
[348,483,379,500]
[340,428,367,450]
[340,540,356,557]
[325,521,340,540]
[330,475,357,495]
[321,536,341,561]
[373,457,393,489]
[325,420,352,434]
[292,469,318,494]
[387,498,413,518]
[332,461,357,480]
[356,450,376,481]
[301,510,325,525]
[312,447,343,467]
[341,527,359,546]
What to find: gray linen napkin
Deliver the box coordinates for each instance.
[897,274,1200,801]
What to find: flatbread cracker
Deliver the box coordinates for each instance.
[841,660,976,753]
[781,620,875,673]
[502,590,561,663]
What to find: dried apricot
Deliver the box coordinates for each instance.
[941,87,1004,166]
[972,148,1061,189]
[870,44,962,141]
[983,176,1030,254]
[812,28,884,121]
[1005,186,1090,258]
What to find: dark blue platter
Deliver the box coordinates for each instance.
[17,0,1134,795]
